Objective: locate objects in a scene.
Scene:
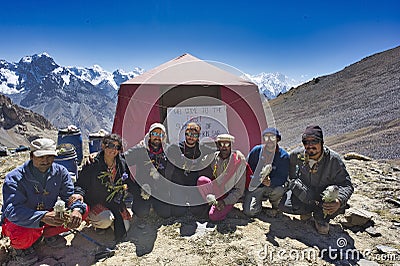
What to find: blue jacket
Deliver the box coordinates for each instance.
[247,145,289,187]
[1,161,86,228]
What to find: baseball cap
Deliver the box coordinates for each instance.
[30,138,58,157]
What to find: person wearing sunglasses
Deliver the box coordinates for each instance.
[196,134,247,221]
[285,125,353,234]
[166,122,215,218]
[243,127,289,218]
[124,122,174,219]
[75,134,135,242]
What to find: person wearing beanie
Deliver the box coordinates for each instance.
[243,127,289,218]
[124,122,174,219]
[283,125,354,235]
[1,138,88,264]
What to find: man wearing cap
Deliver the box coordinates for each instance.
[287,125,353,234]
[197,134,246,221]
[124,122,174,218]
[1,138,87,265]
[243,127,289,217]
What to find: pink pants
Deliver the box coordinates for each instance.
[197,176,234,221]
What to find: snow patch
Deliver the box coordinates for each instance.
[53,67,64,74]
[61,74,70,85]
[22,56,32,63]
[0,84,20,94]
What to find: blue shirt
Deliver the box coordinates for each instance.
[1,161,86,228]
[247,145,289,187]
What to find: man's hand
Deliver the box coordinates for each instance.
[216,200,225,211]
[322,199,341,215]
[68,194,84,206]
[41,211,68,227]
[65,209,83,229]
[262,176,271,186]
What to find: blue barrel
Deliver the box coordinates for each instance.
[55,143,78,182]
[57,126,83,165]
[89,132,105,154]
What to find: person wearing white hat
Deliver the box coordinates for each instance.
[124,122,174,219]
[1,138,87,265]
[197,133,246,221]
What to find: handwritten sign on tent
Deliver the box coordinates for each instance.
[166,105,228,143]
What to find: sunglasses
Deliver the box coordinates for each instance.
[185,132,199,138]
[302,139,321,146]
[217,142,231,148]
[150,131,165,138]
[105,142,122,150]
[263,135,277,142]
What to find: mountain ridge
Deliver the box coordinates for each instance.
[0,93,56,147]
[269,45,400,161]
[0,53,294,136]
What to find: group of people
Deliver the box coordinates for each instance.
[1,122,354,264]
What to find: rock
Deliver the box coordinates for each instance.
[385,197,400,207]
[375,245,399,253]
[344,152,373,161]
[364,226,381,237]
[342,208,374,227]
[357,259,380,266]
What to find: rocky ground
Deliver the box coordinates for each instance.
[0,152,399,266]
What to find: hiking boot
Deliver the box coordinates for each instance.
[44,234,67,248]
[314,220,330,235]
[300,213,312,221]
[13,246,38,265]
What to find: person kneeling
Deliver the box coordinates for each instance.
[197,134,246,221]
[1,138,87,265]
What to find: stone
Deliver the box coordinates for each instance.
[343,208,374,226]
[357,259,380,266]
[364,226,381,237]
[344,152,372,161]
[375,245,399,253]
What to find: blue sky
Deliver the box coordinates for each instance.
[1,0,399,81]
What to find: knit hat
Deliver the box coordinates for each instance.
[216,133,235,143]
[149,123,166,134]
[302,125,324,141]
[30,138,58,157]
[262,127,281,141]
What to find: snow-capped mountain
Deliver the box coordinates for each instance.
[245,72,299,99]
[0,53,143,136]
[0,53,297,136]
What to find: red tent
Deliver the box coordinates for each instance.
[112,53,268,155]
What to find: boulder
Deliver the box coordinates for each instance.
[341,208,375,227]
[344,152,373,161]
